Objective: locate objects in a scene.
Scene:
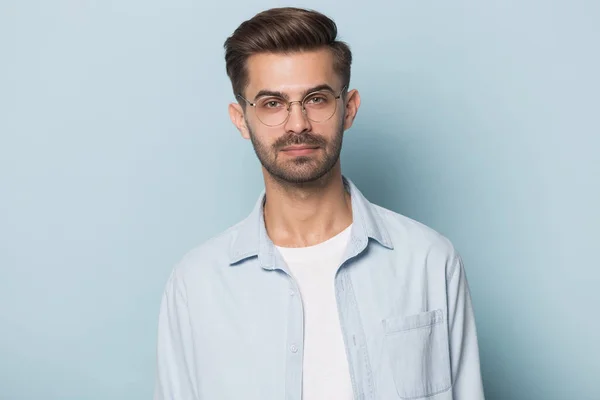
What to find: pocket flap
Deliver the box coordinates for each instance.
[382,309,444,334]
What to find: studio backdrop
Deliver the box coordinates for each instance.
[1,1,598,399]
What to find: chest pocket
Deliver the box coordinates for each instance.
[382,309,452,399]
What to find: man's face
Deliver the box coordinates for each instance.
[230,49,358,184]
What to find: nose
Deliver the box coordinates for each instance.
[284,101,311,133]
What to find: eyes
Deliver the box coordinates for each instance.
[264,100,283,109]
[307,95,327,105]
[239,85,345,126]
[257,93,330,109]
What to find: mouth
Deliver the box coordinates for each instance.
[280,145,320,156]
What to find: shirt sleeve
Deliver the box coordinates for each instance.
[154,269,199,400]
[447,254,485,399]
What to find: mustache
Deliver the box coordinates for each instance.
[274,132,327,149]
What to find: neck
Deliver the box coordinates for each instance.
[262,163,353,248]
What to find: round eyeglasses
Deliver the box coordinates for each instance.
[237,86,347,127]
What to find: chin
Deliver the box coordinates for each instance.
[275,167,333,184]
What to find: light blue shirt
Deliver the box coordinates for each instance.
[154,177,485,400]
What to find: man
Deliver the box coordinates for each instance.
[154,7,484,400]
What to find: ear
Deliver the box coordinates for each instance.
[342,89,361,131]
[228,102,251,140]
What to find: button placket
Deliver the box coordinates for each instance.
[283,271,304,400]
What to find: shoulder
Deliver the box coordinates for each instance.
[372,203,461,278]
[171,218,246,280]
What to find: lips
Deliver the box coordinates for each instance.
[281,145,319,151]
[280,146,319,156]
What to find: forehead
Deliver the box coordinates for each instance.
[245,48,341,98]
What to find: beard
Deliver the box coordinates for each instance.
[247,120,344,185]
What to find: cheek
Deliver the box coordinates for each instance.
[250,126,283,147]
[339,107,347,124]
[324,117,344,136]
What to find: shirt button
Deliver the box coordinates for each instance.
[290,344,298,353]
[289,290,295,296]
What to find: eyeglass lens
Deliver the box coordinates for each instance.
[254,91,338,126]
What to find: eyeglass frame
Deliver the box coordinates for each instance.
[236,85,348,127]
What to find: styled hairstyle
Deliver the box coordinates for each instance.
[224,7,352,99]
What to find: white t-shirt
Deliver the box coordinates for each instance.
[276,224,354,400]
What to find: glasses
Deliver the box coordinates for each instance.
[237,86,347,127]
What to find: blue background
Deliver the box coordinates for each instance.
[1,1,598,399]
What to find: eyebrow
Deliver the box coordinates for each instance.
[252,84,336,102]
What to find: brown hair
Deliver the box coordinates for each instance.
[224,7,352,99]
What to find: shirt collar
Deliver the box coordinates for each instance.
[228,176,393,267]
